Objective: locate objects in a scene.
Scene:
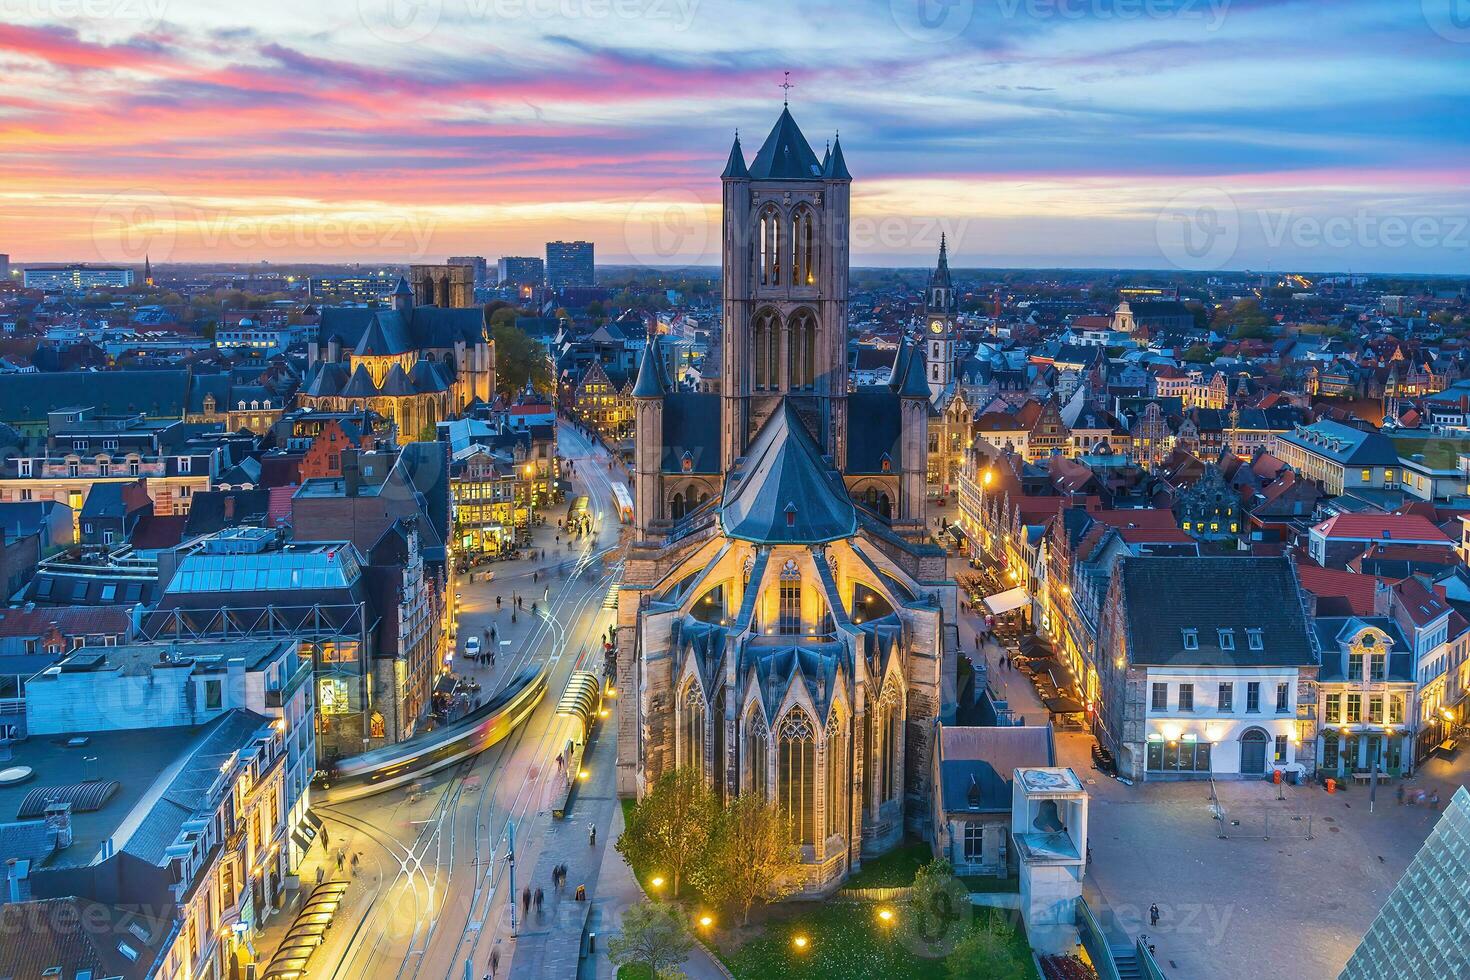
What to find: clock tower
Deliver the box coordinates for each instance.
[923,235,956,404]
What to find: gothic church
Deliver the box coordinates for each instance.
[616,108,959,894]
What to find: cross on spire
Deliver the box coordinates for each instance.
[780,71,794,107]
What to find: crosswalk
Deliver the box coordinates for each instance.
[602,580,620,610]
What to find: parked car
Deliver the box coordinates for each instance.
[464,636,481,659]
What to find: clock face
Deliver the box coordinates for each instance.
[929,320,944,334]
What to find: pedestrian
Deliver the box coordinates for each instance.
[496,595,502,609]
[336,849,345,872]
[534,887,544,915]
[588,823,597,846]
[316,865,325,887]
[522,886,531,915]
[575,884,586,902]
[351,852,360,876]
[1397,784,1406,805]
[1432,790,1442,810]
[975,634,980,652]
[491,947,500,978]
[1150,903,1160,926]
[321,828,330,852]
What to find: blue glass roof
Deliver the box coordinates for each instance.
[166,547,362,594]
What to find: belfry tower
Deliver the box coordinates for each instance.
[720,109,852,470]
[923,235,956,404]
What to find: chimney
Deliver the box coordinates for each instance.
[223,495,236,521]
[342,450,361,498]
[1373,579,1393,617]
[5,858,29,903]
[44,801,73,850]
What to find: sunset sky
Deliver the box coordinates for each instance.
[1,0,1466,271]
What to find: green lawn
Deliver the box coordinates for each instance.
[714,903,1037,980]
[841,841,933,890]
[616,966,653,980]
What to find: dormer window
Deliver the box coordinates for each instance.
[1219,629,1235,651]
[1247,628,1264,651]
[1182,628,1199,651]
[681,452,693,473]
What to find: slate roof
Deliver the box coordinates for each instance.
[0,897,168,980]
[1278,419,1398,466]
[1117,556,1315,667]
[845,386,902,475]
[633,337,668,398]
[938,725,1055,814]
[303,360,349,397]
[721,133,749,179]
[660,392,720,474]
[341,363,381,398]
[0,369,191,425]
[1312,617,1413,682]
[746,108,824,181]
[721,400,856,544]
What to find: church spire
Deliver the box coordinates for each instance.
[721,131,748,179]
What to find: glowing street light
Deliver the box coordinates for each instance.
[792,935,809,952]
[650,875,665,890]
[698,914,714,929]
[877,907,895,925]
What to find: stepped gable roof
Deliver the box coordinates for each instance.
[354,310,414,357]
[340,363,380,398]
[747,107,824,180]
[721,400,857,544]
[661,391,720,474]
[410,357,451,393]
[632,336,667,398]
[721,133,749,179]
[378,362,417,397]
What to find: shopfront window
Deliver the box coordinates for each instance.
[1145,735,1212,773]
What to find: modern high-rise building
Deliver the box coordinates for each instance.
[0,254,9,279]
[23,265,134,290]
[497,255,544,287]
[545,240,594,288]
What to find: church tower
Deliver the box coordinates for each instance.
[720,108,852,471]
[923,235,956,405]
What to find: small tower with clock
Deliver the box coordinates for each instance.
[923,235,956,404]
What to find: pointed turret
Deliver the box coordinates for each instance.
[721,133,748,179]
[632,336,667,398]
[392,275,413,314]
[823,133,851,180]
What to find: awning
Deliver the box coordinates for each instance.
[1044,695,1087,714]
[984,586,1029,616]
[555,670,604,740]
[946,525,967,543]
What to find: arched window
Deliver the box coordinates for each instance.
[825,709,845,841]
[758,205,782,286]
[778,560,801,635]
[791,206,817,286]
[778,710,816,846]
[671,492,686,520]
[880,686,901,802]
[682,682,705,779]
[747,709,769,799]
[787,310,816,390]
[754,310,780,391]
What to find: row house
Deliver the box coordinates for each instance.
[0,407,218,519]
[1096,556,1318,781]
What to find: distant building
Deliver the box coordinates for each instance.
[22,265,134,290]
[1272,419,1400,495]
[496,256,543,287]
[0,253,9,279]
[309,274,399,303]
[447,255,489,285]
[408,263,475,309]
[545,240,594,288]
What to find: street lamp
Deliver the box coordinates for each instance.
[877,908,895,926]
[792,935,809,952]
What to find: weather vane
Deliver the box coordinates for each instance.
[780,71,794,107]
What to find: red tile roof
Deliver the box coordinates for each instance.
[267,485,297,527]
[1313,512,1453,545]
[0,605,132,638]
[1296,565,1381,616]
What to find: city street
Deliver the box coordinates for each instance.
[264,421,630,980]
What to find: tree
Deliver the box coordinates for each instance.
[901,859,971,959]
[617,767,717,898]
[692,792,802,926]
[946,913,1031,980]
[1179,343,1214,364]
[491,322,551,397]
[607,901,694,977]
